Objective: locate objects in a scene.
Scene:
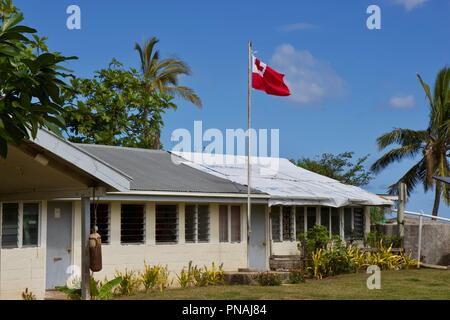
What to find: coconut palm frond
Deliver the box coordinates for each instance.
[376,128,427,150]
[371,144,422,173]
[417,73,434,110]
[388,158,426,196]
[375,67,449,215]
[163,85,202,107]
[133,36,202,149]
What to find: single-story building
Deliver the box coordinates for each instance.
[0,131,391,299]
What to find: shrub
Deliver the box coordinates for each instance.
[155,265,170,291]
[203,262,224,286]
[346,245,366,270]
[56,276,122,300]
[288,270,305,284]
[140,262,169,292]
[254,272,282,286]
[21,288,36,300]
[191,262,224,287]
[304,225,330,254]
[364,241,417,270]
[177,261,195,288]
[323,241,357,276]
[365,231,402,248]
[115,269,140,296]
[90,277,122,300]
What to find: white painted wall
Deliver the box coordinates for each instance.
[72,201,249,282]
[0,201,47,300]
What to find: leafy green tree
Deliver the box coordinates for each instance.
[371,67,450,216]
[293,152,373,187]
[135,37,202,149]
[63,60,175,147]
[0,8,76,157]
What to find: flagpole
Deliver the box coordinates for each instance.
[247,40,252,270]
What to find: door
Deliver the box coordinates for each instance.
[46,201,72,289]
[249,204,267,270]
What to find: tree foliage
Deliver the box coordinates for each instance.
[64,37,202,149]
[371,67,450,215]
[134,36,202,149]
[293,152,373,187]
[63,60,175,147]
[0,5,76,157]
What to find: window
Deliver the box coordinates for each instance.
[295,206,305,237]
[320,207,330,231]
[121,204,145,244]
[331,208,340,236]
[1,202,40,248]
[185,204,210,243]
[344,207,353,240]
[230,206,241,242]
[307,207,316,231]
[90,203,110,244]
[22,203,39,246]
[353,207,364,240]
[156,205,178,243]
[282,206,294,241]
[219,205,241,243]
[185,205,196,243]
[198,205,210,242]
[271,208,281,242]
[219,205,228,242]
[1,203,19,248]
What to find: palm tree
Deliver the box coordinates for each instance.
[371,67,450,216]
[134,37,202,149]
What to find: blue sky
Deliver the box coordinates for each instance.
[17,0,450,217]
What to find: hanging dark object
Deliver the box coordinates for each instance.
[89,227,102,272]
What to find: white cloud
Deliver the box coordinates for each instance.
[279,22,316,32]
[271,44,345,104]
[389,95,415,108]
[394,0,429,11]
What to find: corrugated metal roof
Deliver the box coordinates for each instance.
[76,144,262,194]
[174,152,393,207]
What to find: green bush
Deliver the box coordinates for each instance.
[140,262,169,292]
[365,231,402,248]
[192,262,224,287]
[254,272,282,286]
[114,269,140,296]
[56,276,122,300]
[299,225,330,255]
[176,261,195,288]
[288,270,305,284]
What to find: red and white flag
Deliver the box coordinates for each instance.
[252,55,291,96]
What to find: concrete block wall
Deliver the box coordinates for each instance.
[375,223,450,266]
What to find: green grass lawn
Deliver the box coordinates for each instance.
[121,269,450,300]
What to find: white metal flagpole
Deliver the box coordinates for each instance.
[247,41,252,269]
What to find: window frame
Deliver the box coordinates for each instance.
[155,204,178,244]
[295,206,306,237]
[219,204,242,243]
[0,201,41,249]
[120,203,146,245]
[185,204,210,243]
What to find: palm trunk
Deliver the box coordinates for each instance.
[142,107,150,147]
[152,128,161,149]
[432,181,441,216]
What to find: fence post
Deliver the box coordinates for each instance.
[398,183,406,241]
[417,213,423,268]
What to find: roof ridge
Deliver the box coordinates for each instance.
[76,143,168,154]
